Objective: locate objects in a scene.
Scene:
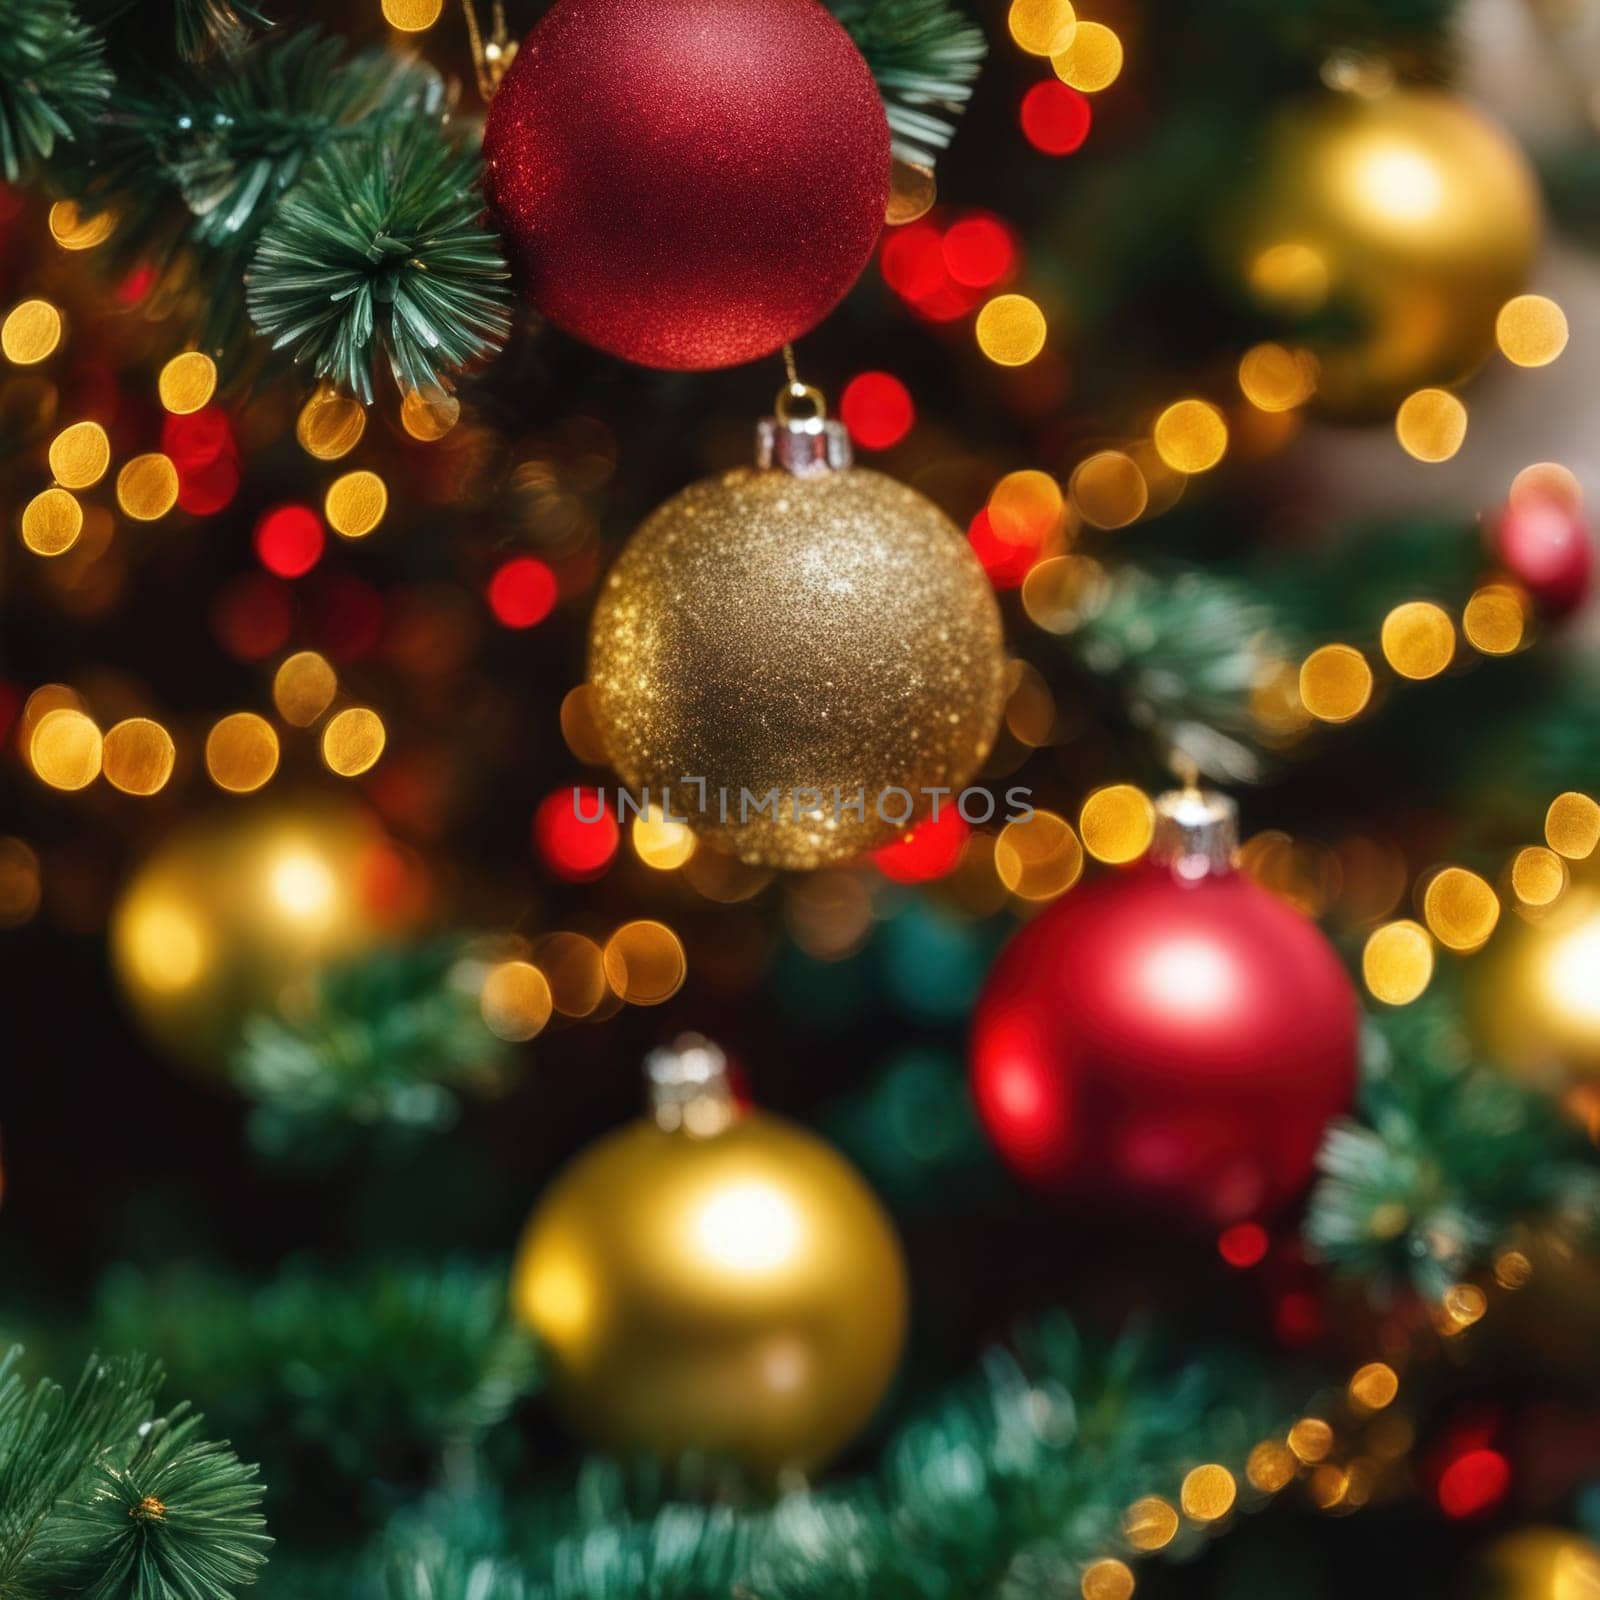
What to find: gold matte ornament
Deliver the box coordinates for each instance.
[110,802,405,1072]
[512,1037,908,1476]
[1228,88,1540,417]
[588,421,1006,869]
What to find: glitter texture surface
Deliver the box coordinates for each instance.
[482,0,891,370]
[588,466,1007,868]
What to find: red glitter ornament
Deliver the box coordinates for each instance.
[483,0,890,370]
[971,789,1358,1227]
[1490,496,1594,619]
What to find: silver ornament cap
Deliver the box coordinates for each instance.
[645,1033,739,1136]
[1149,787,1240,881]
[756,380,853,478]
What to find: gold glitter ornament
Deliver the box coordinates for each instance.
[1226,87,1540,418]
[587,391,1006,869]
[511,1036,908,1476]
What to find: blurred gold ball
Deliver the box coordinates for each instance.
[1476,889,1600,1078]
[511,1108,908,1476]
[588,467,1005,869]
[1228,88,1540,417]
[1479,1528,1600,1600]
[110,803,410,1073]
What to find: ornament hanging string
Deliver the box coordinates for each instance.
[460,0,516,101]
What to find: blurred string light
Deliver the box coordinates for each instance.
[602,919,687,1005]
[116,453,180,520]
[535,787,619,882]
[1495,293,1568,367]
[840,372,915,450]
[0,837,42,928]
[325,469,388,537]
[632,806,697,871]
[1422,866,1499,952]
[886,157,937,225]
[1510,847,1565,909]
[48,421,110,489]
[1021,80,1092,155]
[1548,792,1600,859]
[1298,644,1373,724]
[1510,460,1581,511]
[255,505,325,578]
[102,718,175,795]
[1362,920,1435,1005]
[480,958,552,1041]
[1070,450,1147,529]
[22,489,83,556]
[321,707,387,777]
[157,351,217,414]
[1395,388,1467,462]
[47,200,115,250]
[400,385,461,440]
[1007,0,1076,56]
[1379,601,1455,680]
[1079,784,1154,863]
[1052,20,1123,91]
[976,293,1047,365]
[2,299,63,365]
[995,809,1083,899]
[1153,399,1228,474]
[205,712,279,793]
[1461,584,1526,655]
[296,383,366,460]
[382,0,443,31]
[488,556,558,627]
[29,707,102,790]
[1237,343,1317,412]
[273,651,338,727]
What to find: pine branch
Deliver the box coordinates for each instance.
[231,941,512,1152]
[93,1261,540,1519]
[1056,560,1302,784]
[827,0,986,169]
[0,1347,269,1600]
[71,30,443,361]
[1305,997,1600,1301]
[246,119,512,403]
[0,0,112,184]
[37,1406,270,1600]
[80,0,271,61]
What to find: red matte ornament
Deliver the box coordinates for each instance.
[1490,496,1594,619]
[971,790,1358,1227]
[482,0,891,370]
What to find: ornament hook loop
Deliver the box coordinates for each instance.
[646,1033,738,1136]
[774,380,828,424]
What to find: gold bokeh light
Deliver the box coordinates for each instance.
[1052,20,1123,91]
[633,806,697,870]
[1496,294,1568,367]
[1423,866,1500,952]
[1462,584,1526,656]
[1395,388,1467,462]
[400,385,461,440]
[1299,644,1372,723]
[321,707,387,777]
[996,810,1083,900]
[1246,1440,1297,1493]
[116,453,180,520]
[382,0,444,28]
[205,712,280,793]
[30,707,102,790]
[2,299,63,365]
[1079,1559,1134,1600]
[1069,450,1147,529]
[325,469,388,538]
[1363,919,1434,1005]
[1511,846,1566,908]
[1348,1362,1399,1410]
[1180,1464,1237,1523]
[480,959,553,1041]
[1122,1496,1178,1552]
[103,718,176,796]
[1153,399,1228,474]
[272,651,338,727]
[48,420,110,489]
[1079,784,1154,864]
[976,294,1047,366]
[21,488,83,556]
[1007,0,1076,56]
[296,383,367,460]
[48,200,115,250]
[1237,342,1317,411]
[1546,791,1600,860]
[1380,600,1455,680]
[602,920,687,1005]
[158,351,218,414]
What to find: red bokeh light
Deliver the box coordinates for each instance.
[840,372,915,451]
[116,263,158,305]
[255,505,326,579]
[1273,1289,1323,1347]
[1217,1221,1269,1269]
[1021,81,1093,155]
[942,215,1016,289]
[535,787,619,882]
[1437,1448,1511,1518]
[487,556,558,628]
[210,574,294,662]
[879,220,984,322]
[162,406,233,473]
[874,806,970,882]
[968,507,1039,588]
[177,453,240,516]
[309,574,385,661]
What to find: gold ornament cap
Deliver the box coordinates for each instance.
[756,381,852,478]
[1149,787,1240,881]
[645,1033,739,1136]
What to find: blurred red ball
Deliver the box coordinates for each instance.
[1490,496,1594,619]
[1021,81,1092,155]
[483,0,889,369]
[488,556,558,627]
[971,861,1358,1226]
[255,505,325,578]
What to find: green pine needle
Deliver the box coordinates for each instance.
[828,0,987,169]
[0,0,112,183]
[247,121,512,403]
[172,0,272,60]
[40,1406,271,1600]
[1306,998,1600,1300]
[232,940,512,1148]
